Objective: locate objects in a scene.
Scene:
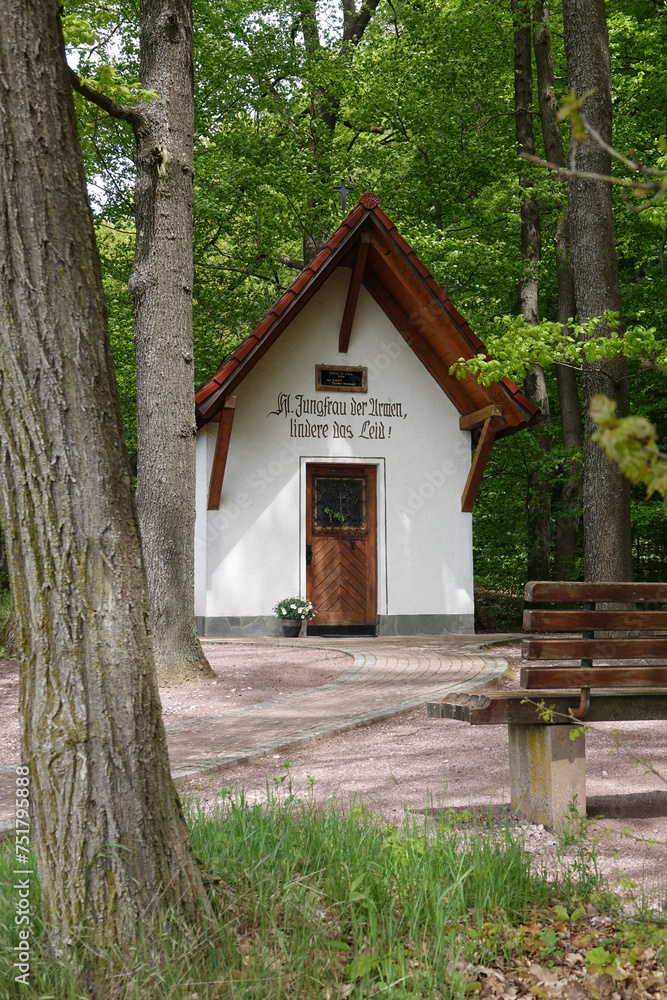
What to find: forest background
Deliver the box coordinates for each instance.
[7,0,666,622]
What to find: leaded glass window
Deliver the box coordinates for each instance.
[313,476,367,532]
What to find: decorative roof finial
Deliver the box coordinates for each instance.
[358,192,380,209]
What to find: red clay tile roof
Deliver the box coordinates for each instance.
[195,193,540,434]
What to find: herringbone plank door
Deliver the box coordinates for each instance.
[306,465,377,627]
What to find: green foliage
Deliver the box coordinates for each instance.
[450,311,665,387]
[584,945,625,980]
[62,6,158,105]
[62,0,667,596]
[4,782,667,997]
[96,223,137,453]
[473,587,525,632]
[273,596,317,619]
[0,792,552,998]
[556,799,603,897]
[0,590,12,654]
[591,394,667,511]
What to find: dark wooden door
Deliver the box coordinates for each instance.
[306,465,377,627]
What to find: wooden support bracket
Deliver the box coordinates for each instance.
[338,232,370,354]
[207,396,236,510]
[460,416,499,512]
[459,404,503,432]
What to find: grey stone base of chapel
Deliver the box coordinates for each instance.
[196,614,475,638]
[377,614,474,635]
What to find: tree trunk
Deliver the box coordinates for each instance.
[562,0,632,582]
[513,0,552,581]
[533,1,582,580]
[0,0,208,957]
[129,0,213,683]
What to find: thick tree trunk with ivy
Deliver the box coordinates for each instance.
[533,1,582,580]
[562,0,632,582]
[513,0,552,581]
[130,0,213,683]
[0,0,208,956]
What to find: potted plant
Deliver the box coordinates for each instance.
[273,597,317,637]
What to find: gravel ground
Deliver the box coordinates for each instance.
[3,640,667,907]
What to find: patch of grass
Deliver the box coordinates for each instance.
[0,589,12,653]
[1,788,663,999]
[0,792,551,999]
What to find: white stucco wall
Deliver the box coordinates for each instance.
[195,267,474,621]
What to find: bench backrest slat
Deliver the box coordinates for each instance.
[520,666,667,689]
[525,581,667,602]
[523,609,667,631]
[522,637,667,659]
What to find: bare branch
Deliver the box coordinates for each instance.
[522,150,666,195]
[581,115,666,178]
[276,255,304,270]
[68,67,143,127]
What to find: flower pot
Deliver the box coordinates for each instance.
[281,618,302,637]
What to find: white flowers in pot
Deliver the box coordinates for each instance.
[273,597,317,621]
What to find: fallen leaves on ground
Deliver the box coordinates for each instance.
[464,900,666,999]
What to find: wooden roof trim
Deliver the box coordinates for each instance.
[362,267,477,415]
[338,232,370,353]
[460,405,503,431]
[195,192,540,432]
[364,237,510,417]
[461,415,501,512]
[207,396,236,510]
[363,221,539,426]
[365,218,494,362]
[197,210,372,422]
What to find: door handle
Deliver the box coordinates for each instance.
[306,544,312,565]
[350,539,356,550]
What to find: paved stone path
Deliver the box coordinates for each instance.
[0,634,510,832]
[167,635,508,781]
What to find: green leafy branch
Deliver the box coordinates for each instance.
[62,11,159,108]
[76,65,159,107]
[450,311,665,387]
[590,394,667,511]
[525,88,667,213]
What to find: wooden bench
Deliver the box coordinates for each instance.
[427,581,667,830]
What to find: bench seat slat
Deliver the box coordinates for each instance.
[521,666,667,689]
[525,581,667,602]
[522,637,667,659]
[427,690,667,725]
[523,609,667,631]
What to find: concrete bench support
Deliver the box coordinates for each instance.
[508,723,586,832]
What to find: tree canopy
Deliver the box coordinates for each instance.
[63,0,667,590]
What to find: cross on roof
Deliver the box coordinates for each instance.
[333,178,354,214]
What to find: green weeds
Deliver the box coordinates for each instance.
[0,589,12,654]
[0,785,663,999]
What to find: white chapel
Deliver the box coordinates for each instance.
[193,193,539,637]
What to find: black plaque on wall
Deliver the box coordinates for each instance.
[315,364,367,392]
